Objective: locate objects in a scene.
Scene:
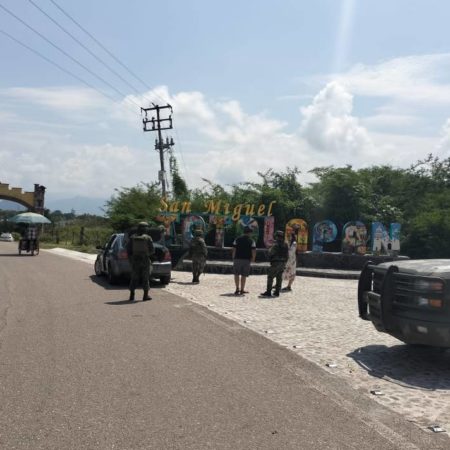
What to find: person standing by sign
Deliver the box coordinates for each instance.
[232,226,256,295]
[261,230,289,298]
[281,232,297,292]
[189,229,208,283]
[126,222,155,302]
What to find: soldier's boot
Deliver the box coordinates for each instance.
[260,278,273,297]
[273,276,282,297]
[192,274,197,283]
[142,290,152,301]
[129,290,135,302]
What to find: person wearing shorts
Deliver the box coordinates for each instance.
[232,226,256,295]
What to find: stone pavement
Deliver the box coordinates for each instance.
[46,248,450,438]
[165,270,450,437]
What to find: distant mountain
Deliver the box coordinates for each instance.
[45,196,108,215]
[0,196,107,215]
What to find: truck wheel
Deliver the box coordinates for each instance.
[358,261,373,319]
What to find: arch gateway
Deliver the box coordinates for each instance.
[0,182,46,214]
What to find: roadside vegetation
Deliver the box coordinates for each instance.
[1,154,449,258]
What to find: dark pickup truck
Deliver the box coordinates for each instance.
[358,259,450,347]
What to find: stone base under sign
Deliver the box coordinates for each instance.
[169,245,408,276]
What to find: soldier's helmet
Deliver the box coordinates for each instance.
[274,230,284,238]
[137,221,149,231]
[194,229,203,237]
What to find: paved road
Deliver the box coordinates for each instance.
[0,243,447,449]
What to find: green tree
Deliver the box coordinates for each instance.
[402,191,450,258]
[105,183,161,231]
[308,166,367,224]
[169,155,189,199]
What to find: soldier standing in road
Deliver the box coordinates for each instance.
[188,229,208,284]
[260,230,289,298]
[126,222,155,302]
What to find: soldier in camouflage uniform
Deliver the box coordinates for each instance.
[126,222,155,301]
[188,229,208,284]
[260,230,289,298]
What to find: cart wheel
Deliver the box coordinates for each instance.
[35,246,39,256]
[18,248,22,255]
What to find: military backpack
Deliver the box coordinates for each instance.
[131,234,151,257]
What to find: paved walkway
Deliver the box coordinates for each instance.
[47,249,450,438]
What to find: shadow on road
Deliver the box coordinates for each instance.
[0,254,22,257]
[105,299,139,306]
[170,281,194,286]
[347,344,450,391]
[89,275,169,291]
[89,275,126,290]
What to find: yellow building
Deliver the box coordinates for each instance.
[0,183,46,213]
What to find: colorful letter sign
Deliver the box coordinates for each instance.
[285,218,308,253]
[371,222,401,255]
[312,220,338,252]
[342,221,368,255]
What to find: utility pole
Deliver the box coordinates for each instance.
[141,104,174,197]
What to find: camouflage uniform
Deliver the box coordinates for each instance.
[261,231,289,297]
[189,230,208,283]
[126,222,155,301]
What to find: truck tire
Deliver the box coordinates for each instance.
[358,261,373,320]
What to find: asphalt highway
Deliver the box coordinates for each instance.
[0,242,447,449]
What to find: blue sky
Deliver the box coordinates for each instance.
[1,0,450,201]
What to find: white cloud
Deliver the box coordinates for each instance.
[0,131,157,198]
[361,113,420,130]
[335,54,450,105]
[1,87,108,111]
[0,75,447,204]
[300,81,374,157]
[435,119,450,158]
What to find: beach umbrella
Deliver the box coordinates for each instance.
[8,212,51,224]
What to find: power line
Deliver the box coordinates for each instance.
[0,28,118,104]
[48,0,164,102]
[0,28,144,120]
[3,1,189,183]
[27,0,144,97]
[0,1,141,107]
[45,0,187,175]
[46,0,188,179]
